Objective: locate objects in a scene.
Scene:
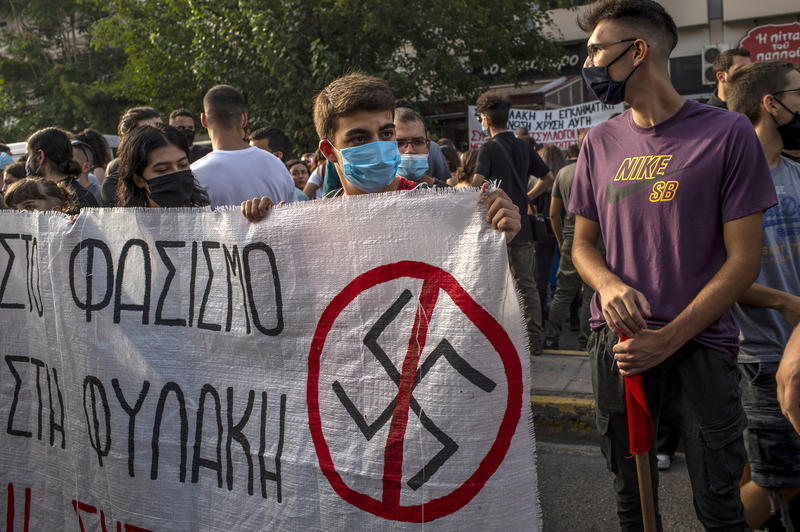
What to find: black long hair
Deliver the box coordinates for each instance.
[116,124,209,208]
[26,127,82,177]
[118,106,161,137]
[75,128,111,170]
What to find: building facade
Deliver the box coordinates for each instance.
[429,0,800,146]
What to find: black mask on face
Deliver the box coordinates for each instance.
[146,169,195,207]
[582,43,638,105]
[775,98,800,150]
[181,128,195,146]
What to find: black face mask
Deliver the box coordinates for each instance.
[146,169,195,207]
[181,128,195,146]
[775,99,800,150]
[582,43,638,105]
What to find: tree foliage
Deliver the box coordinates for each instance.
[0,0,128,141]
[96,0,564,149]
[2,0,564,148]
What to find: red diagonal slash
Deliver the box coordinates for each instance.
[382,280,440,510]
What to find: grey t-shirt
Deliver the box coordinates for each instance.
[552,162,577,239]
[734,156,800,362]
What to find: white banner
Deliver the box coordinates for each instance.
[0,189,539,531]
[468,101,623,150]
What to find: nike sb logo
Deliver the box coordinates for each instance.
[605,154,685,204]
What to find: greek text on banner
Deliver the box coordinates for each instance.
[0,189,540,531]
[468,101,623,150]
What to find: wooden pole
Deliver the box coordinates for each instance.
[635,452,658,532]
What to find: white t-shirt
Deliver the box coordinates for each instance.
[308,166,324,199]
[190,146,297,208]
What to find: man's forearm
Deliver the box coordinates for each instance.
[740,283,800,326]
[572,237,620,292]
[740,282,795,309]
[778,324,800,434]
[527,172,554,202]
[551,216,563,248]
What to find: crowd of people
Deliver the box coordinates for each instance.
[1,0,800,529]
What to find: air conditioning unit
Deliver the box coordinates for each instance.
[701,43,731,85]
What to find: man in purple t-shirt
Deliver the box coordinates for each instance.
[569,1,777,530]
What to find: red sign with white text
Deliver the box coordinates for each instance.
[739,22,800,64]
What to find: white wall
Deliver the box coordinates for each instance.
[723,0,800,22]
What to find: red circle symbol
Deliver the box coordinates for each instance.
[307,261,523,522]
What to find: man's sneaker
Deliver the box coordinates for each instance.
[543,338,559,350]
[656,454,671,471]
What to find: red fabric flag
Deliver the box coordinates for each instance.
[619,335,654,455]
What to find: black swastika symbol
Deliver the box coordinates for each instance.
[332,289,497,491]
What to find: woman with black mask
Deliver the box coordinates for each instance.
[116,125,209,208]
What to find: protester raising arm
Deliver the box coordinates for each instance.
[779,324,800,434]
[241,196,275,223]
[482,183,521,243]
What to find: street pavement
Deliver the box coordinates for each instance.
[531,317,702,530]
[536,440,702,531]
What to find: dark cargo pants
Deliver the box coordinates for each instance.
[588,328,748,532]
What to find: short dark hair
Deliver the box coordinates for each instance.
[203,85,246,129]
[251,127,292,158]
[727,61,796,125]
[169,108,194,121]
[394,99,415,110]
[578,0,678,56]
[118,106,161,137]
[712,48,751,75]
[476,91,511,127]
[284,158,309,174]
[437,138,456,149]
[0,144,10,154]
[395,107,427,137]
[313,73,395,141]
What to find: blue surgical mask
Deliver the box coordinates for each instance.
[397,153,429,181]
[338,141,400,193]
[0,152,12,170]
[582,43,638,105]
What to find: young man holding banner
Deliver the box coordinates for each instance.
[241,73,521,244]
[569,0,776,529]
